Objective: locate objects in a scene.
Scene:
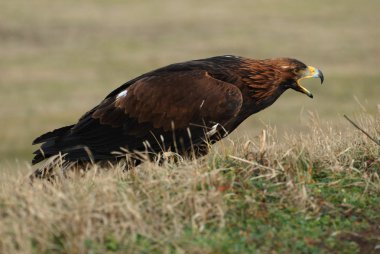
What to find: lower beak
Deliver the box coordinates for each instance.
[295,66,324,99]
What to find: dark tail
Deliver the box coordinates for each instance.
[32,124,135,173]
[33,125,74,145]
[32,124,109,165]
[32,125,74,164]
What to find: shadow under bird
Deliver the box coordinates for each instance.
[32,55,324,176]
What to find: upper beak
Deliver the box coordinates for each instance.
[295,66,324,99]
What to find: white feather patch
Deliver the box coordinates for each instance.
[116,90,128,99]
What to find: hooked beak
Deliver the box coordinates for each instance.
[294,66,324,99]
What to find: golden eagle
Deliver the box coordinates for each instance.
[32,55,323,171]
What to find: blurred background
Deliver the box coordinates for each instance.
[0,0,379,164]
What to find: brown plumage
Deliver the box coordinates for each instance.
[32,55,324,171]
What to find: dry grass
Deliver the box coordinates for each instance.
[1,164,226,253]
[0,113,379,253]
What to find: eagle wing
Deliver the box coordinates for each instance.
[32,70,243,164]
[90,70,243,133]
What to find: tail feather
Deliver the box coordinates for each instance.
[32,138,109,165]
[33,125,74,145]
[32,125,74,164]
[32,150,47,165]
[32,124,122,166]
[32,139,59,164]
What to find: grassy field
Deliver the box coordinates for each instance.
[1,113,379,253]
[0,0,379,253]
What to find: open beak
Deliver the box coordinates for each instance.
[294,66,324,99]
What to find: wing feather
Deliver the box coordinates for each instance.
[93,70,243,132]
[33,69,244,163]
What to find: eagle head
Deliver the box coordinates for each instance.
[276,58,324,99]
